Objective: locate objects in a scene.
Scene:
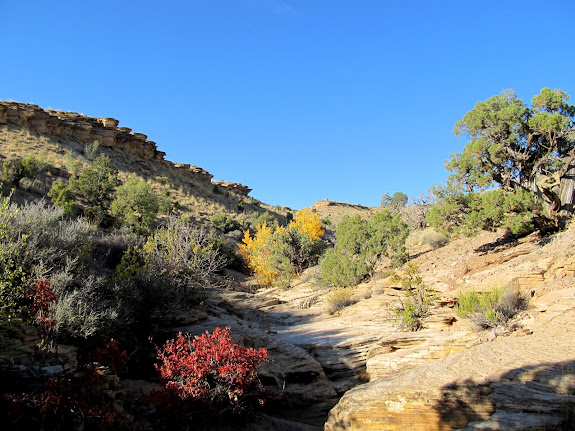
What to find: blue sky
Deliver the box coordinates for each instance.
[1,1,574,209]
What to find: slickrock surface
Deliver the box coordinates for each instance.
[325,293,575,430]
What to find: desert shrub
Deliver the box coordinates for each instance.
[143,217,227,296]
[248,197,261,205]
[83,140,100,161]
[54,277,121,338]
[1,362,134,430]
[393,262,434,331]
[69,154,120,224]
[455,286,529,329]
[320,209,409,287]
[48,180,75,217]
[421,229,449,249]
[154,327,268,413]
[240,209,326,287]
[111,176,160,234]
[0,196,32,330]
[0,199,94,332]
[325,288,355,314]
[211,213,244,233]
[320,250,370,287]
[250,211,278,229]
[1,155,45,189]
[427,186,541,237]
[237,200,245,212]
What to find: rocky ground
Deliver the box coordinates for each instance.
[3,223,575,430]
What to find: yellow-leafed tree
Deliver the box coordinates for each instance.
[240,212,326,287]
[289,209,325,240]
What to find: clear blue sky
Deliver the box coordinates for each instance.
[1,1,574,209]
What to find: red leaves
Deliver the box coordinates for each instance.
[30,280,58,336]
[154,326,268,406]
[94,338,129,376]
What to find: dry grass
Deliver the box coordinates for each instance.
[325,288,356,314]
[0,124,286,227]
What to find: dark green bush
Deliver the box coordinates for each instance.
[48,180,75,217]
[320,210,409,287]
[111,176,161,234]
[69,154,120,221]
[250,211,279,229]
[211,213,244,233]
[2,155,45,189]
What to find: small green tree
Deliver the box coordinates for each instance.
[84,141,100,161]
[69,154,120,223]
[321,210,409,287]
[393,262,434,331]
[48,181,75,217]
[111,177,160,234]
[381,192,409,212]
[211,213,243,233]
[2,156,45,189]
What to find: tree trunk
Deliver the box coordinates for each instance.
[559,161,575,224]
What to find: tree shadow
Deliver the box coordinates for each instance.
[434,359,575,430]
[474,232,519,255]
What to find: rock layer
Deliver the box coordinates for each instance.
[0,101,251,195]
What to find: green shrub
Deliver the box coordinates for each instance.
[111,177,161,234]
[83,141,100,161]
[2,155,45,189]
[0,199,94,334]
[0,196,32,330]
[237,200,244,212]
[320,210,409,287]
[455,286,529,329]
[325,288,355,314]
[320,250,370,287]
[211,213,243,233]
[393,262,434,331]
[48,180,75,217]
[250,211,278,229]
[69,154,120,221]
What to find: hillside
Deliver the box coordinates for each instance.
[0,101,289,228]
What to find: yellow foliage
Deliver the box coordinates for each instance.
[241,213,324,287]
[289,209,325,240]
[239,222,281,287]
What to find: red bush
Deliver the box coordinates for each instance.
[154,326,268,409]
[93,338,129,375]
[30,279,58,336]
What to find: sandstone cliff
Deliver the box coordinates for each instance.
[0,101,251,196]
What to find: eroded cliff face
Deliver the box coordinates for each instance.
[0,101,252,196]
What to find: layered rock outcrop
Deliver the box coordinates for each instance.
[213,180,252,196]
[0,101,251,195]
